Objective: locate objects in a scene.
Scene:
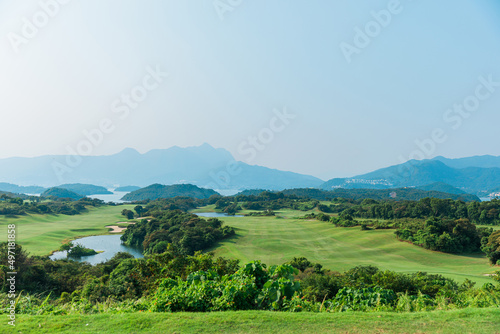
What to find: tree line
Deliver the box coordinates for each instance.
[120,210,235,255]
[321,198,500,225]
[0,195,104,216]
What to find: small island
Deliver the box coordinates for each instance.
[60,242,98,258]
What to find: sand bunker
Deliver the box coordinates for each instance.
[106,222,136,233]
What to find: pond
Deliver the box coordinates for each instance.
[195,212,244,218]
[50,235,143,265]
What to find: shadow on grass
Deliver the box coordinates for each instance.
[398,238,489,260]
[205,229,244,252]
[4,214,21,218]
[69,228,101,233]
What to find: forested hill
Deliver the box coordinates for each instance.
[41,187,84,200]
[416,182,467,195]
[121,184,219,201]
[0,191,32,200]
[0,183,46,194]
[114,185,141,192]
[57,183,112,196]
[238,188,480,202]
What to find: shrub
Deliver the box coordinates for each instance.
[329,287,397,312]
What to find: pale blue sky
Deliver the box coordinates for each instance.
[1,0,499,180]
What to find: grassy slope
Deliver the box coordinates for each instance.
[201,208,497,285]
[0,205,135,256]
[7,308,500,334]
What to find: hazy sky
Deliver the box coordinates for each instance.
[1,0,500,180]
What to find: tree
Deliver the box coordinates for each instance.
[60,242,73,251]
[134,205,144,217]
[0,243,31,293]
[121,209,134,220]
[482,230,500,265]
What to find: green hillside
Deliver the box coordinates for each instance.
[237,188,479,201]
[58,183,112,196]
[122,183,219,201]
[417,181,467,195]
[41,187,83,200]
[204,209,495,285]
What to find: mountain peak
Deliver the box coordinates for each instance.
[117,148,140,155]
[200,142,214,149]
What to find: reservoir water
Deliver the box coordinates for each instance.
[88,191,130,203]
[50,234,143,265]
[48,212,242,265]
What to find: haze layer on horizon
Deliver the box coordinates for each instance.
[1,0,499,179]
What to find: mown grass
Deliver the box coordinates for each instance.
[3,204,497,284]
[5,308,500,333]
[0,205,135,256]
[201,208,497,285]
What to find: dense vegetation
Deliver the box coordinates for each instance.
[1,245,499,316]
[122,184,219,201]
[60,242,98,258]
[41,187,84,200]
[2,192,499,331]
[311,199,499,255]
[482,231,500,265]
[0,195,104,216]
[121,210,235,255]
[212,191,318,214]
[238,188,479,202]
[322,198,500,225]
[394,218,492,254]
[141,197,201,213]
[57,183,112,196]
[289,188,478,201]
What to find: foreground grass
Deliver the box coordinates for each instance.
[6,308,500,333]
[203,208,496,285]
[0,205,135,256]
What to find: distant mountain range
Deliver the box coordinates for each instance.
[320,157,500,196]
[432,155,500,169]
[0,183,112,196]
[0,183,46,194]
[0,144,499,198]
[0,144,322,191]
